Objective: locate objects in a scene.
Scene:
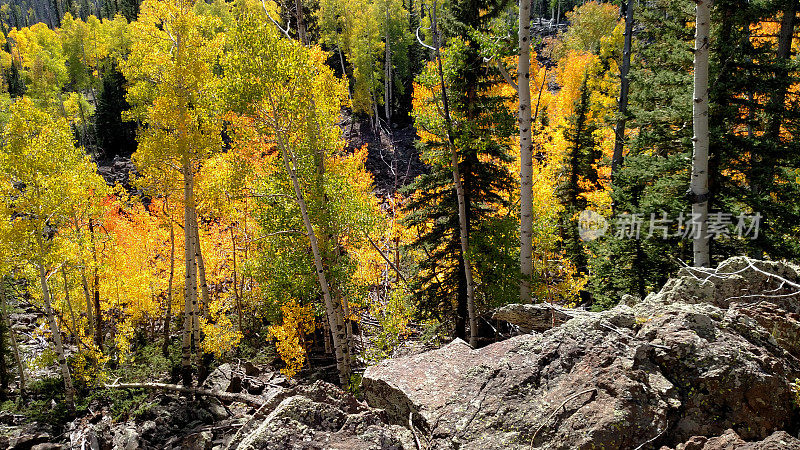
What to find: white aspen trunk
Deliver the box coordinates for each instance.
[340,294,354,356]
[323,315,332,354]
[37,260,75,413]
[1,281,25,394]
[611,1,634,182]
[182,163,198,386]
[518,0,534,304]
[80,268,94,340]
[190,206,204,378]
[88,219,102,348]
[194,218,210,318]
[163,220,175,358]
[431,5,478,347]
[309,93,352,378]
[275,132,351,386]
[557,0,561,24]
[338,45,351,102]
[61,268,79,342]
[231,229,243,333]
[691,0,711,267]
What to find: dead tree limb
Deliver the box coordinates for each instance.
[104,382,266,407]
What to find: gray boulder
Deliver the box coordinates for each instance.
[230,381,414,450]
[492,303,574,332]
[665,428,800,449]
[203,363,243,393]
[363,257,800,449]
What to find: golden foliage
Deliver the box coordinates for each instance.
[268,301,315,378]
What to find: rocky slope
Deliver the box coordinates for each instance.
[363,257,800,449]
[8,256,800,449]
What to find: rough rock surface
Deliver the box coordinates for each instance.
[229,381,413,450]
[363,257,800,449]
[491,303,573,332]
[97,156,137,191]
[666,428,800,449]
[203,363,243,393]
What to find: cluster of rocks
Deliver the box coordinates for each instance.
[362,257,800,449]
[10,256,800,449]
[97,156,137,191]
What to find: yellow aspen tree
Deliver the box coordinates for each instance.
[0,98,107,414]
[224,3,354,386]
[121,0,224,386]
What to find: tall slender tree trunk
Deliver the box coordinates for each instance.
[88,218,102,348]
[1,283,25,395]
[36,257,75,414]
[384,4,392,127]
[275,130,351,386]
[182,163,199,386]
[322,316,332,354]
[163,220,175,358]
[0,286,6,396]
[431,3,478,346]
[191,208,206,382]
[61,268,79,342]
[294,0,307,45]
[690,0,711,267]
[194,220,210,317]
[556,0,561,24]
[73,214,95,342]
[338,44,352,105]
[80,268,94,341]
[308,89,352,375]
[231,229,243,333]
[611,0,634,183]
[518,0,534,304]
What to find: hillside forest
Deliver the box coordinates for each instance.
[0,0,797,429]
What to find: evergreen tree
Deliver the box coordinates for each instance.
[708,0,800,262]
[96,64,137,158]
[403,0,515,340]
[557,76,600,274]
[589,0,694,307]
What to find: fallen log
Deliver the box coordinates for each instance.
[104,382,266,407]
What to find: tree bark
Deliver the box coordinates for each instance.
[80,267,94,341]
[61,267,79,342]
[194,217,210,318]
[611,0,634,183]
[431,3,478,346]
[163,220,175,358]
[518,0,534,304]
[690,0,711,267]
[182,163,199,387]
[36,255,75,414]
[275,130,351,386]
[294,0,308,45]
[231,229,243,334]
[88,218,102,348]
[191,207,207,382]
